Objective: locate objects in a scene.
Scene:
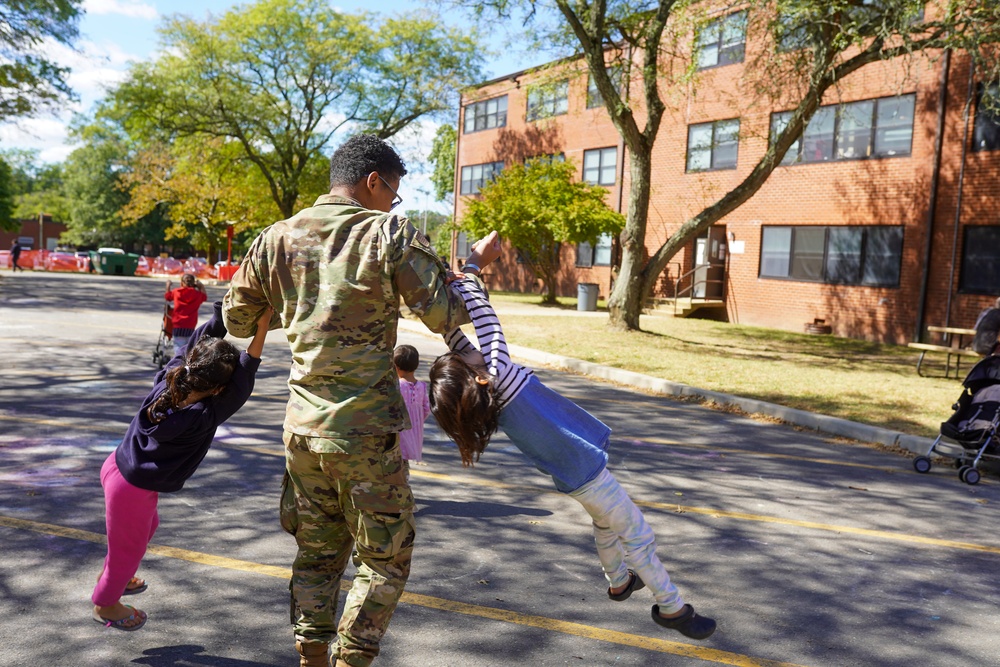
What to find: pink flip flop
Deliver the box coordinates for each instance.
[122,577,148,596]
[93,606,147,631]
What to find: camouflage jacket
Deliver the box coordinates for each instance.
[223,194,472,445]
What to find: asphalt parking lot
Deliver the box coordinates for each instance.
[2,271,1000,667]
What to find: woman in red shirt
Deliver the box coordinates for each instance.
[165,273,208,356]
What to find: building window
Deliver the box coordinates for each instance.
[873,95,916,155]
[769,112,802,165]
[459,161,505,195]
[973,83,1000,152]
[463,95,508,134]
[456,232,472,259]
[576,233,614,268]
[759,225,903,286]
[849,1,925,25]
[769,94,914,165]
[776,12,811,52]
[695,12,747,69]
[686,119,740,172]
[526,80,569,121]
[582,147,617,185]
[960,226,1000,293]
[525,153,565,166]
[587,66,623,109]
[594,233,613,265]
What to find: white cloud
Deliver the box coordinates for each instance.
[82,0,158,20]
[0,38,143,163]
[0,119,74,162]
[46,39,137,111]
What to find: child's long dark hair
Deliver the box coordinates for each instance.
[428,352,501,466]
[147,337,240,424]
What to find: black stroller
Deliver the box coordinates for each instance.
[152,301,174,370]
[913,355,1000,485]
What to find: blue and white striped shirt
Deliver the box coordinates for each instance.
[444,278,534,408]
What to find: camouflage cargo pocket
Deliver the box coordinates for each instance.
[279,471,299,536]
[355,510,416,561]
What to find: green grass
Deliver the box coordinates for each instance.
[488,292,962,438]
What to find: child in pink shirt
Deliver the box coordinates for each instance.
[393,344,430,481]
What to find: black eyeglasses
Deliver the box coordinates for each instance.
[378,175,403,210]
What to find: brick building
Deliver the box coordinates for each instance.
[451,8,1000,345]
[0,215,66,253]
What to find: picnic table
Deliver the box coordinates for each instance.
[927,325,977,348]
[909,325,980,378]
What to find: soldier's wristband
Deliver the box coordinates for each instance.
[463,263,480,274]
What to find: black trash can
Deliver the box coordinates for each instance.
[577,283,599,312]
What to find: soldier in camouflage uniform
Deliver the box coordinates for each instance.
[222,135,499,667]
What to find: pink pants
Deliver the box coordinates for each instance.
[91,452,159,607]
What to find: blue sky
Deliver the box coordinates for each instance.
[0,0,543,210]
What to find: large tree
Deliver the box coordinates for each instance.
[455,0,1000,329]
[118,138,288,259]
[109,0,485,219]
[0,0,82,121]
[60,117,166,251]
[0,157,13,230]
[0,150,71,224]
[428,123,458,205]
[462,158,625,303]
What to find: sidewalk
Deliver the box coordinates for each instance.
[398,303,935,457]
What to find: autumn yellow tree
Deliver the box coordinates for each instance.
[119,137,297,258]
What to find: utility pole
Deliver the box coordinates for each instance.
[416,187,430,235]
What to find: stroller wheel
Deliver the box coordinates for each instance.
[913,456,932,474]
[961,467,981,485]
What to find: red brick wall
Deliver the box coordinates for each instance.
[455,35,1000,343]
[0,216,66,252]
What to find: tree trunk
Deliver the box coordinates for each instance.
[607,149,652,330]
[537,257,559,305]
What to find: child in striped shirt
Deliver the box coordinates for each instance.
[428,271,715,641]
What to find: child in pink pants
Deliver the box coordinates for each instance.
[91,303,271,630]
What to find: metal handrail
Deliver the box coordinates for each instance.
[673,264,724,316]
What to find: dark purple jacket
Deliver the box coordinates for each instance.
[115,302,260,492]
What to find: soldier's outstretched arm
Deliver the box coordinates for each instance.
[223,233,273,338]
[396,238,473,334]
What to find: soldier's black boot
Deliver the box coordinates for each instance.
[295,639,329,667]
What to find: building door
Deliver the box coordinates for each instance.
[693,227,727,299]
[693,237,708,298]
[706,226,727,299]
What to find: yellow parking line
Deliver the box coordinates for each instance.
[0,514,805,667]
[406,470,1000,555]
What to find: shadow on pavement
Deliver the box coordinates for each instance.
[134,644,280,666]
[415,497,552,519]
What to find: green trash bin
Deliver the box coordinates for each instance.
[90,249,140,276]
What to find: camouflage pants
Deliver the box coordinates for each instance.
[281,431,415,667]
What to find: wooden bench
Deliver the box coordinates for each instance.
[907,342,981,378]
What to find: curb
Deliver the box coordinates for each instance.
[398,317,935,457]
